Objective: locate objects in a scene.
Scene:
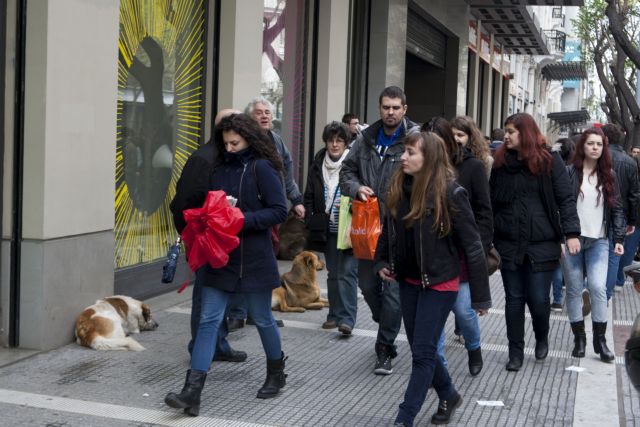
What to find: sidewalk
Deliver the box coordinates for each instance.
[0,259,638,426]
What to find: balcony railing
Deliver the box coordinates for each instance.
[543,30,567,55]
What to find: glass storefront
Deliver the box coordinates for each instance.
[261,0,307,182]
[115,0,207,268]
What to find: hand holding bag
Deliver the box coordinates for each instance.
[350,196,381,260]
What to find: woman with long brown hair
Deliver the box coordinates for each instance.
[450,115,493,177]
[491,113,581,371]
[375,131,490,426]
[423,117,493,377]
[561,127,624,362]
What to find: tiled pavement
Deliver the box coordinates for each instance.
[0,259,638,426]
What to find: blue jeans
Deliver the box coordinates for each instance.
[561,237,609,323]
[191,286,281,372]
[358,259,401,348]
[551,264,564,305]
[395,282,458,427]
[606,231,625,299]
[436,282,480,364]
[188,279,231,356]
[501,260,553,360]
[324,234,359,328]
[618,226,640,286]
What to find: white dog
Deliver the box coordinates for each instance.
[75,295,158,351]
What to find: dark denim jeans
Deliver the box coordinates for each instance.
[324,234,359,328]
[188,274,231,356]
[501,261,553,360]
[551,264,564,305]
[190,286,281,372]
[395,282,458,427]
[358,259,402,348]
[227,293,248,320]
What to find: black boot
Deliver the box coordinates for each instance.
[593,322,615,363]
[431,393,463,425]
[164,370,207,416]
[535,338,549,360]
[468,347,483,376]
[256,352,287,399]
[570,321,586,358]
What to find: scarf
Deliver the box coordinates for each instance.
[322,149,349,214]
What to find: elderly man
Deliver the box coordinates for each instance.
[226,97,303,331]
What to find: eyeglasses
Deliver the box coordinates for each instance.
[327,139,346,146]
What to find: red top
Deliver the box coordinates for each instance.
[405,276,460,292]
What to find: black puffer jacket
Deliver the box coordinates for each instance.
[374,180,491,310]
[566,165,626,244]
[456,148,493,253]
[609,144,640,226]
[339,117,420,217]
[491,150,581,271]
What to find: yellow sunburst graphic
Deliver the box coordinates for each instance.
[115,0,205,268]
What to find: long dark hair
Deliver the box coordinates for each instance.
[422,117,463,166]
[493,113,552,175]
[450,115,491,168]
[386,131,456,234]
[572,127,616,208]
[214,113,284,174]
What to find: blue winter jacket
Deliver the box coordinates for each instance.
[198,148,287,293]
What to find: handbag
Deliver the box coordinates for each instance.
[487,245,502,276]
[306,212,329,245]
[350,196,381,260]
[337,195,352,249]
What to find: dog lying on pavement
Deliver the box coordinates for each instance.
[272,251,328,312]
[75,295,158,351]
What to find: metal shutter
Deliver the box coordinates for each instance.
[406,9,446,69]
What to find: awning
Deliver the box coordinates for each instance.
[467,1,584,55]
[547,110,590,129]
[542,61,587,80]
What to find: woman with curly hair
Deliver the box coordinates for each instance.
[561,127,624,363]
[375,131,490,426]
[491,113,581,371]
[165,113,288,416]
[450,116,493,178]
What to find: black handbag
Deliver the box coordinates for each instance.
[487,245,502,276]
[306,212,329,245]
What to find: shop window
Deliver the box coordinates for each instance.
[115,0,207,268]
[261,0,307,182]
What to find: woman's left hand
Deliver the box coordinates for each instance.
[566,237,581,255]
[614,243,624,256]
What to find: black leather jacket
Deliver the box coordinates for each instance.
[609,144,640,226]
[566,165,626,244]
[374,181,492,310]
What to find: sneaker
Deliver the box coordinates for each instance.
[550,303,562,312]
[455,334,465,345]
[322,320,337,329]
[581,289,591,317]
[431,393,463,425]
[338,324,352,335]
[374,353,393,375]
[615,285,624,292]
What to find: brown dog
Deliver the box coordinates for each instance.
[272,251,328,312]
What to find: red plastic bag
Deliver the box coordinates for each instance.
[181,191,244,271]
[350,196,381,260]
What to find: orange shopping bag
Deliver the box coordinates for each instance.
[350,196,381,260]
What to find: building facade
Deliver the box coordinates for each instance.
[0,0,582,350]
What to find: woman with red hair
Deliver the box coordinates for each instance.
[561,127,624,363]
[491,113,581,371]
